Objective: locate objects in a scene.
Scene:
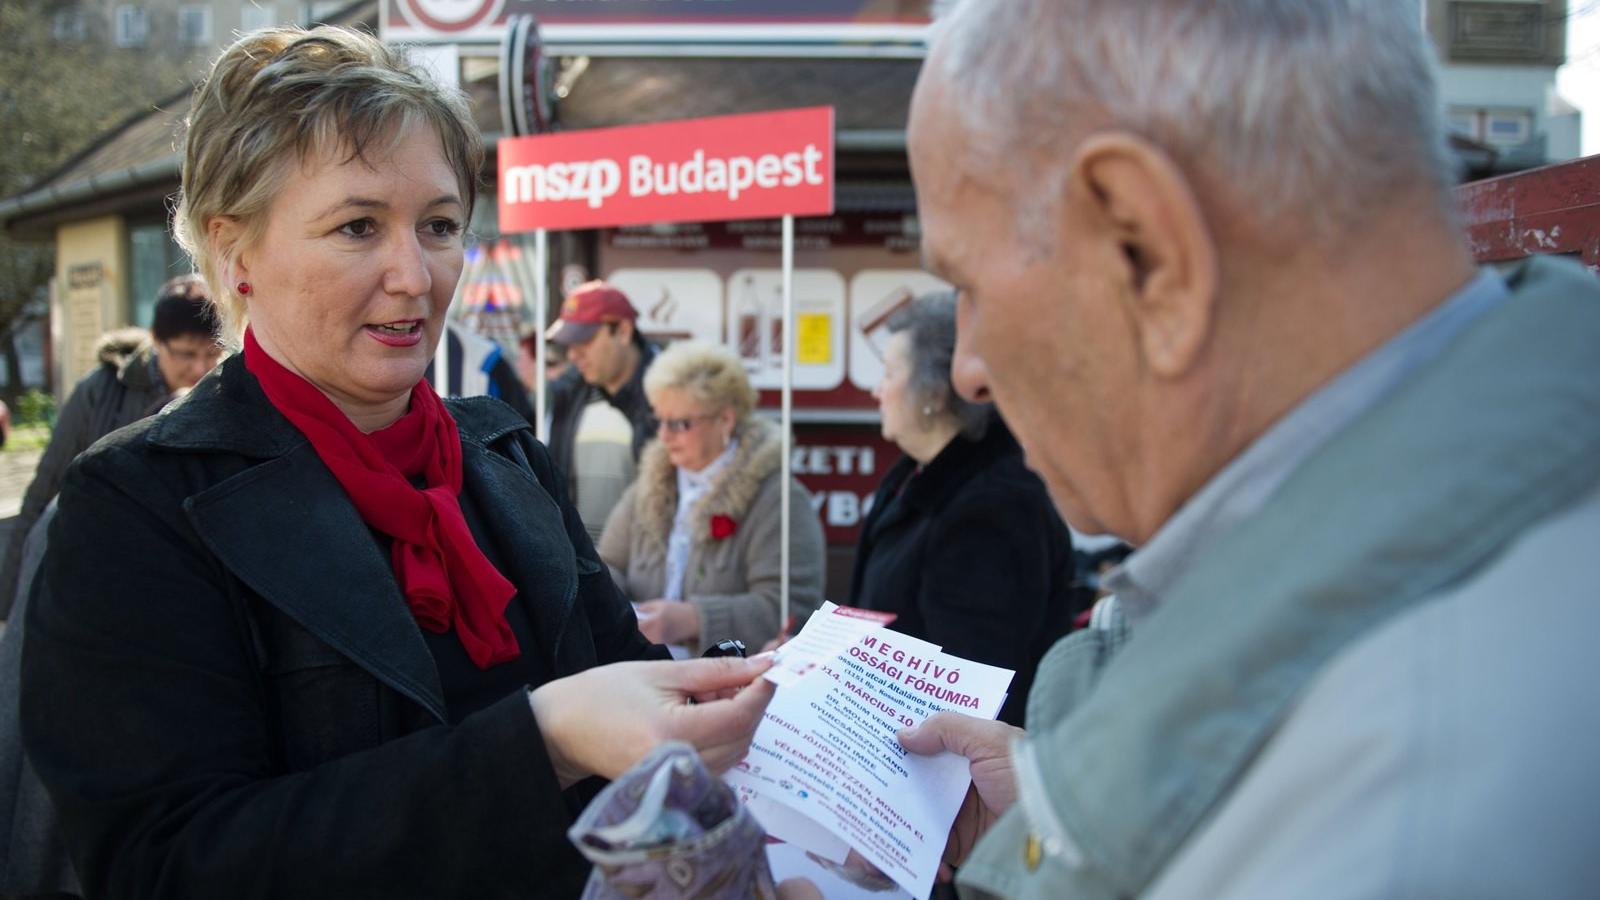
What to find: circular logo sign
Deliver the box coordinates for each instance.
[398,0,504,33]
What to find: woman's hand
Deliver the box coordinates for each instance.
[899,712,1024,878]
[528,655,775,788]
[634,599,701,645]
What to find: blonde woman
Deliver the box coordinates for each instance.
[600,341,825,656]
[19,27,772,899]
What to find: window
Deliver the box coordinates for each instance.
[114,5,148,47]
[178,4,212,46]
[1447,110,1480,140]
[1447,106,1535,147]
[127,223,191,331]
[52,8,86,41]
[1485,110,1533,146]
[241,2,276,33]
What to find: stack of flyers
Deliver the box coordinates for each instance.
[730,603,1014,899]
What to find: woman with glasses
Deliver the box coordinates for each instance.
[599,341,826,656]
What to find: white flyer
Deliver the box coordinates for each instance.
[764,601,896,686]
[729,623,1014,898]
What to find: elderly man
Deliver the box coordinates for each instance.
[894,1,1600,898]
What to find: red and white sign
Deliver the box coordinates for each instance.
[498,107,835,233]
[382,0,931,43]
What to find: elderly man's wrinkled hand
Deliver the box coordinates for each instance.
[529,655,776,788]
[899,712,1024,876]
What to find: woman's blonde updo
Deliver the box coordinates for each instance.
[172,26,483,345]
[643,341,758,427]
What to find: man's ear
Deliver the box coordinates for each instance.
[207,215,250,286]
[1066,133,1219,378]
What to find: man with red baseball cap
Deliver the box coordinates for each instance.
[545,281,660,529]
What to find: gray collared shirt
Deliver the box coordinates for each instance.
[1103,267,1509,624]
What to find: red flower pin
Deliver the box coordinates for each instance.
[710,515,738,540]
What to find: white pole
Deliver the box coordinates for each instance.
[434,315,452,396]
[534,228,550,444]
[780,214,794,632]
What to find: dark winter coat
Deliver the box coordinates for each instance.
[846,421,1084,726]
[19,354,663,900]
[0,331,170,619]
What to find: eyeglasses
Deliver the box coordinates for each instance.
[658,414,717,434]
[159,341,224,366]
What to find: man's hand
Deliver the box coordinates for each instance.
[529,655,775,787]
[899,712,1024,876]
[634,598,701,645]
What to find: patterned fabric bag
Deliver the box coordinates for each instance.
[568,742,776,899]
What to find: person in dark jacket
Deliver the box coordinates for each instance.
[19,27,772,900]
[545,282,659,518]
[424,321,537,426]
[846,293,1083,726]
[0,274,220,620]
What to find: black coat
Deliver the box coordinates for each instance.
[19,355,664,900]
[846,422,1083,726]
[0,331,168,619]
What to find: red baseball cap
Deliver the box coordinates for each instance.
[545,281,639,345]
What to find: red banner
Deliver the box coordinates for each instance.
[498,107,835,233]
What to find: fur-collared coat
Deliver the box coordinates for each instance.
[598,418,825,654]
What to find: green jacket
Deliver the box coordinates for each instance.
[958,257,1600,898]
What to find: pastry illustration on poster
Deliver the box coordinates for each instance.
[605,267,725,345]
[847,270,952,391]
[726,268,846,390]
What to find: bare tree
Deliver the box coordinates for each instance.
[0,0,191,402]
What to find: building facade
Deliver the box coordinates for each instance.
[50,0,354,71]
[1429,0,1582,171]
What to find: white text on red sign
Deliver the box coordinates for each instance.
[504,146,828,210]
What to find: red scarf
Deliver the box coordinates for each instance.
[243,328,520,669]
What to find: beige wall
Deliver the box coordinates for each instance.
[54,215,130,398]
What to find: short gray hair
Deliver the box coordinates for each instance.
[930,0,1456,234]
[887,292,993,442]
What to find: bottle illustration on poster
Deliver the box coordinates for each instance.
[736,273,769,374]
[727,268,846,391]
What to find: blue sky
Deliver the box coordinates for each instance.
[1558,2,1600,154]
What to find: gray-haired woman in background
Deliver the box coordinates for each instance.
[847,292,1085,726]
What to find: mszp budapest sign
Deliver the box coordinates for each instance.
[498,106,835,232]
